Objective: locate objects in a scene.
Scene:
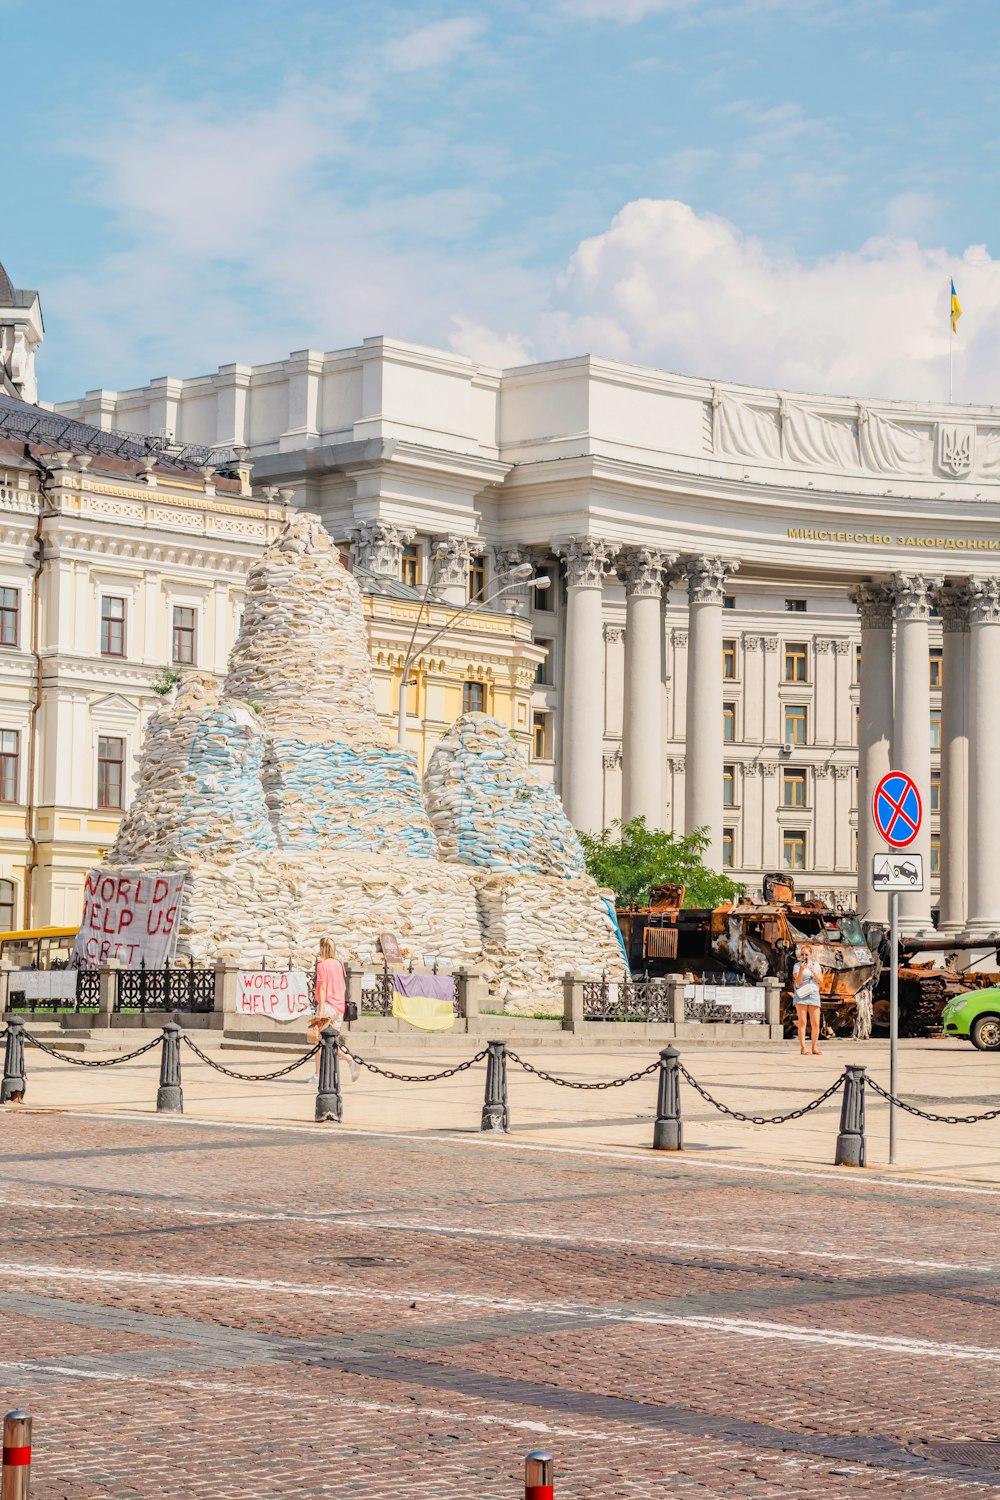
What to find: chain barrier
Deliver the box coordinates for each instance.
[866,1076,1000,1125]
[348,1047,489,1083]
[180,1032,319,1081]
[678,1062,847,1125]
[506,1050,660,1090]
[21,1031,163,1068]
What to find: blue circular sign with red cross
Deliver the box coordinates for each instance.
[872,770,923,849]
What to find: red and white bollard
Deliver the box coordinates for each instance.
[2,1411,32,1500]
[524,1450,553,1500]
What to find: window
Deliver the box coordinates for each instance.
[722,639,737,679]
[463,681,486,714]
[784,642,808,682]
[783,767,807,807]
[171,606,197,666]
[0,879,14,932]
[784,704,807,745]
[0,730,18,803]
[100,596,126,657]
[723,595,735,611]
[783,829,806,871]
[97,736,125,810]
[468,554,486,601]
[931,774,941,814]
[0,588,19,648]
[931,838,940,874]
[723,702,736,742]
[929,648,943,688]
[853,702,859,744]
[722,829,735,868]
[532,711,552,760]
[785,598,807,613]
[723,764,735,806]
[854,644,861,683]
[930,711,942,750]
[534,567,555,611]
[534,642,553,685]
[401,543,419,588]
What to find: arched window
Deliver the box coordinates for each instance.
[0,880,16,932]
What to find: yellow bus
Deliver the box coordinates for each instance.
[0,926,77,971]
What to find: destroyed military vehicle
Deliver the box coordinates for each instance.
[616,874,878,1034]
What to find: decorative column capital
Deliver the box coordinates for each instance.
[936,579,973,632]
[602,748,622,770]
[890,573,937,622]
[603,624,625,645]
[683,555,739,606]
[849,582,894,630]
[814,637,834,654]
[555,536,616,589]
[347,520,414,575]
[431,534,478,588]
[617,546,678,599]
[968,577,1000,626]
[671,628,689,648]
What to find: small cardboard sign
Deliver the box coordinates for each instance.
[73,869,186,970]
[235,970,311,1022]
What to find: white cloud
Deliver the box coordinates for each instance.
[383,17,485,72]
[515,198,999,402]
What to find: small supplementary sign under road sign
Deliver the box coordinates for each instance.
[872,852,924,892]
[872,770,922,848]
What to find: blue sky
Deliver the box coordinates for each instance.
[6,0,1000,403]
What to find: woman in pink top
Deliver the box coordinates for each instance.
[310,936,359,1080]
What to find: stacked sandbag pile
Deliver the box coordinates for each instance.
[226,515,436,857]
[422,714,584,876]
[424,714,626,1010]
[112,673,274,862]
[99,514,480,968]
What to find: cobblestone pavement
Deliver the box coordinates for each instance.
[1,1112,1000,1498]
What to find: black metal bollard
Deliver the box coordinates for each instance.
[315,1026,343,1123]
[156,1022,183,1114]
[652,1045,683,1151]
[1,1015,26,1104]
[835,1063,866,1167]
[481,1039,509,1133]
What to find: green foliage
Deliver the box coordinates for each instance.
[152,664,183,696]
[579,817,745,910]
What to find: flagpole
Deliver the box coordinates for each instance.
[949,279,954,404]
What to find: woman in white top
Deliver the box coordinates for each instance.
[792,944,823,1056]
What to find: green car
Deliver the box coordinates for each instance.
[941,989,1000,1050]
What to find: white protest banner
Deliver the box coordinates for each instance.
[72,869,186,970]
[235,970,311,1022]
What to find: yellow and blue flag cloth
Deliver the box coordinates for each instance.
[951,279,963,334]
[391,973,456,1031]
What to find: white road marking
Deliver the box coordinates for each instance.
[35,1107,1000,1197]
[1,1258,998,1365]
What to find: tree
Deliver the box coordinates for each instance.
[579,818,745,910]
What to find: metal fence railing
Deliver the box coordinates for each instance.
[583,974,767,1024]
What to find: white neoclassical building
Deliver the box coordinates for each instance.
[59,336,1000,936]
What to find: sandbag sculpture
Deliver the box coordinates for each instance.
[98,516,625,1008]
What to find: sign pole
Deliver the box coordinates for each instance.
[889,887,899,1165]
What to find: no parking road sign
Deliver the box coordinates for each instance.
[873,770,922,849]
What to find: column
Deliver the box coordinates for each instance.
[431,535,477,607]
[684,556,738,866]
[937,582,970,935]
[348,521,414,578]
[557,537,615,833]
[965,579,1000,937]
[890,574,934,935]
[620,547,673,826]
[492,544,532,616]
[850,584,894,923]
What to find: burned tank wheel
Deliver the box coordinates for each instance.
[970,1014,1000,1051]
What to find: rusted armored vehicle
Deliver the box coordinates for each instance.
[616,874,877,1034]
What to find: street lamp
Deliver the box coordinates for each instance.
[396,564,550,746]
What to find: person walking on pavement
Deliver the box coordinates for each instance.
[310,936,360,1080]
[792,943,823,1056]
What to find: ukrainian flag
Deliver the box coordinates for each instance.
[951,279,963,334]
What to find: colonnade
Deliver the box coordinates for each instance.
[558,538,1000,941]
